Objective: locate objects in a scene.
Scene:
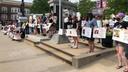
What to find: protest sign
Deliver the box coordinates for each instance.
[66,29,77,37]
[82,27,92,38]
[113,28,128,44]
[93,28,106,38]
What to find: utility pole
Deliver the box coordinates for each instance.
[21,0,25,16]
[59,0,62,29]
[100,0,103,8]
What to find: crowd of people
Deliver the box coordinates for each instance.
[63,12,128,72]
[1,11,128,71]
[25,13,57,38]
[1,13,57,40]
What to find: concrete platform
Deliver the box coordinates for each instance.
[25,35,115,68]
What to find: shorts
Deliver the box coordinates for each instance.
[87,29,94,41]
[87,37,95,41]
[115,41,125,48]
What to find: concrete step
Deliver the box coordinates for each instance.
[79,40,108,50]
[41,42,74,57]
[35,44,72,64]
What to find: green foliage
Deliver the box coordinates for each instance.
[79,0,128,17]
[104,0,128,17]
[78,0,95,16]
[30,0,50,14]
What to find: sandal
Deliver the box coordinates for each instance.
[123,69,128,72]
[123,67,128,72]
[116,65,123,69]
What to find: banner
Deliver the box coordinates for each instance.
[66,29,77,37]
[82,27,92,38]
[93,28,106,38]
[113,28,128,44]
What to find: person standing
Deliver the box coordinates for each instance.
[37,17,42,34]
[71,16,79,48]
[114,12,128,71]
[86,13,98,53]
[25,21,29,34]
[109,17,117,28]
[95,15,102,43]
[81,16,87,38]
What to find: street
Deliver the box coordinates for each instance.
[0,32,123,72]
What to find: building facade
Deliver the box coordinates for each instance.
[0,0,32,23]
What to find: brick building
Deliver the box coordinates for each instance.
[0,0,32,24]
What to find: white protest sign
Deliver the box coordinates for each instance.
[66,29,77,37]
[113,28,128,44]
[58,29,63,35]
[82,27,92,38]
[93,28,106,38]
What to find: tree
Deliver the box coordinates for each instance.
[78,0,95,16]
[31,0,50,14]
[104,0,128,17]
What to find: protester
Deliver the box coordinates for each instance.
[86,13,98,53]
[103,17,109,27]
[25,21,29,34]
[47,15,56,38]
[64,14,69,29]
[113,12,128,71]
[70,16,79,49]
[81,16,87,38]
[95,15,102,43]
[102,24,113,47]
[109,15,117,28]
[37,17,42,34]
[29,16,34,34]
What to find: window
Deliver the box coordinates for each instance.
[1,14,7,20]
[25,8,30,14]
[1,7,7,13]
[11,14,16,20]
[11,7,19,13]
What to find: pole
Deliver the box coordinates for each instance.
[59,0,61,29]
[21,0,25,16]
[100,0,103,8]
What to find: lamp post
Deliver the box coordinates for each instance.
[100,0,103,8]
[59,0,62,29]
[21,0,25,16]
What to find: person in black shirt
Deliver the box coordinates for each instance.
[114,12,128,71]
[71,16,79,49]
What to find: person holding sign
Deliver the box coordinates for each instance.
[113,12,128,71]
[86,13,98,53]
[70,16,79,49]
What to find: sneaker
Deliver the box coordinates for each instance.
[73,46,78,49]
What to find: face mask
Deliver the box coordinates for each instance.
[116,18,120,21]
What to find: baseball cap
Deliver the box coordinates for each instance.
[116,12,125,18]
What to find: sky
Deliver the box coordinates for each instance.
[15,0,97,3]
[15,0,80,3]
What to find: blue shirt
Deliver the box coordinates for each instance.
[86,18,98,28]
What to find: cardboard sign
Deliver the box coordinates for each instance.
[82,27,92,38]
[66,29,77,37]
[93,28,106,38]
[113,28,128,44]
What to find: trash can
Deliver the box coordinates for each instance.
[102,31,113,48]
